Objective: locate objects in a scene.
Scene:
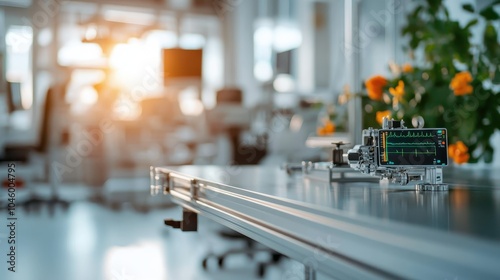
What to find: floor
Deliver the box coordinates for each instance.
[0,179,318,280]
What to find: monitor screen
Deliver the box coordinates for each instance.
[378,129,448,166]
[163,48,202,83]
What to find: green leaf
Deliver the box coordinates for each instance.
[465,19,478,29]
[427,0,443,14]
[412,6,423,18]
[482,145,494,163]
[462,4,475,13]
[396,0,500,164]
[493,68,500,85]
[459,117,477,140]
[480,6,500,20]
[410,37,420,50]
[469,154,479,163]
[483,23,500,60]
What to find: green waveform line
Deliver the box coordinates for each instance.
[386,131,435,138]
[387,152,436,154]
[386,142,435,146]
[388,149,436,156]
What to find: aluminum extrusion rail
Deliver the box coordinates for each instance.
[151,166,500,279]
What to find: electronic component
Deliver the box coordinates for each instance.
[378,129,448,166]
[283,141,379,184]
[347,118,449,191]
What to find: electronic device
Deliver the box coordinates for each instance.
[283,141,379,184]
[163,48,203,83]
[347,118,449,191]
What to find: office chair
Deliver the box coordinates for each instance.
[208,88,267,165]
[1,83,71,215]
[201,230,284,277]
[201,88,282,277]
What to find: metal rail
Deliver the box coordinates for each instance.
[152,166,500,279]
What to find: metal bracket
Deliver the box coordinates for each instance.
[164,208,198,232]
[284,161,379,184]
[415,167,448,191]
[150,167,162,195]
[190,179,198,199]
[163,172,171,194]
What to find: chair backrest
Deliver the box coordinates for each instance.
[36,86,54,153]
[36,82,68,153]
[207,88,250,130]
[216,88,242,104]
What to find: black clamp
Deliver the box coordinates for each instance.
[331,141,349,166]
[164,208,198,232]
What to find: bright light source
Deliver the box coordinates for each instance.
[5,25,33,109]
[273,73,295,92]
[254,19,302,52]
[127,37,140,44]
[6,25,32,53]
[79,86,99,105]
[179,87,204,116]
[254,25,274,46]
[273,22,302,52]
[84,25,97,41]
[58,42,103,66]
[107,37,162,94]
[71,85,100,115]
[66,70,105,105]
[254,61,273,82]
[144,30,178,49]
[109,41,151,70]
[109,43,128,68]
[109,42,150,87]
[179,33,205,49]
[104,9,155,25]
[180,99,204,116]
[254,19,274,61]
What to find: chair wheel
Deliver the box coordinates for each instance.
[202,258,208,270]
[218,257,225,268]
[257,263,266,278]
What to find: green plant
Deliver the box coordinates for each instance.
[363,0,500,164]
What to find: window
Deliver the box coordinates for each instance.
[5,25,33,110]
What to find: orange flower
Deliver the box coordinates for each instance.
[450,71,473,96]
[317,120,335,136]
[402,63,413,73]
[448,141,470,164]
[365,75,387,101]
[376,110,391,125]
[389,80,405,101]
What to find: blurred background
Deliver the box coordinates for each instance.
[0,0,499,279]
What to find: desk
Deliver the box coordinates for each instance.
[151,165,500,279]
